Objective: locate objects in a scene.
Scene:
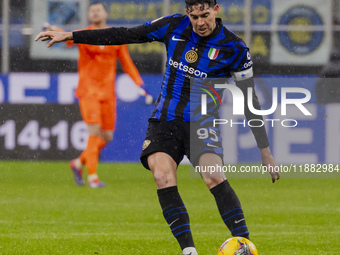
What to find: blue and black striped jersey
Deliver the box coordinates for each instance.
[74,14,253,122]
[73,14,269,148]
[145,15,254,122]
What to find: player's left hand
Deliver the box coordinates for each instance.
[145,94,154,104]
[260,147,280,183]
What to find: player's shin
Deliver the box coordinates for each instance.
[81,135,106,176]
[210,180,250,239]
[157,186,195,251]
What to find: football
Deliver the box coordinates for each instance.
[218,237,258,255]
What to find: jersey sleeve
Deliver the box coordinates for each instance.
[230,40,269,148]
[117,45,144,86]
[73,14,180,45]
[236,78,270,148]
[229,40,254,82]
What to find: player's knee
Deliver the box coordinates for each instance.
[102,137,111,144]
[204,177,225,190]
[87,124,102,137]
[152,170,176,188]
[148,153,177,188]
[102,133,113,144]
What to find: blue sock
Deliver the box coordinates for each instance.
[157,186,195,250]
[210,180,250,238]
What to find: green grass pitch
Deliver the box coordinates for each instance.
[0,161,339,254]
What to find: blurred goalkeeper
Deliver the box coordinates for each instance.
[36,0,280,253]
[45,2,152,188]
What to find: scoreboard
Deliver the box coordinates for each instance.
[0,104,87,160]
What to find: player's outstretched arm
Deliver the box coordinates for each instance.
[36,15,177,47]
[35,31,73,48]
[260,147,281,183]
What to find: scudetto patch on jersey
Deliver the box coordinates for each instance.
[208,47,220,60]
[185,49,198,63]
[142,140,151,150]
[231,67,253,81]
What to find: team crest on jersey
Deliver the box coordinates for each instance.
[185,48,198,63]
[208,47,219,60]
[142,140,151,150]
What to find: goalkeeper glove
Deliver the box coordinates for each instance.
[138,85,154,105]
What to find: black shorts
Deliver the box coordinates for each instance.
[140,118,223,169]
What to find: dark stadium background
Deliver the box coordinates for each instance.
[2,0,340,74]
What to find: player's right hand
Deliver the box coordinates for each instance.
[260,147,281,183]
[35,31,73,48]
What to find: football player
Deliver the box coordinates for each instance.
[45,2,149,188]
[36,0,280,253]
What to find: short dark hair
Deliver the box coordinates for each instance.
[89,1,108,12]
[185,0,217,11]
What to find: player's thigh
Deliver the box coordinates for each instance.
[185,121,225,185]
[184,121,224,167]
[87,123,102,137]
[100,98,116,131]
[79,98,101,125]
[148,152,178,173]
[148,152,178,188]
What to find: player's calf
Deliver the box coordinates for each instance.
[210,180,250,239]
[148,152,177,189]
[157,186,196,252]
